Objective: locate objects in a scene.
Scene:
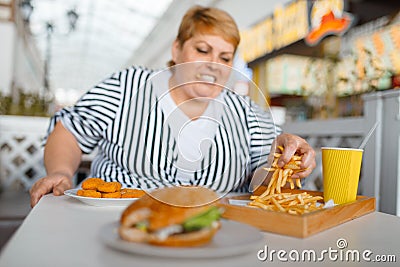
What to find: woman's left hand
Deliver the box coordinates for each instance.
[271,133,316,179]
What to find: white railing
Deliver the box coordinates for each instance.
[0,115,49,190]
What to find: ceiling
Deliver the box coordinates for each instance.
[27,0,172,101]
[25,0,290,104]
[128,0,292,69]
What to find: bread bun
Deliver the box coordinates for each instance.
[119,186,221,247]
[148,222,220,247]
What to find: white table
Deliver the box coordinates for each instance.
[0,194,399,267]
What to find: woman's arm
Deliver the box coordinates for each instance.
[30,121,82,207]
[44,121,82,179]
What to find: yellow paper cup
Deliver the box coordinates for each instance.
[322,147,363,205]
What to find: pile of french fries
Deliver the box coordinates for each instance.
[248,146,323,215]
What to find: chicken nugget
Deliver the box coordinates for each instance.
[81,178,104,190]
[97,182,122,193]
[101,192,122,198]
[77,189,102,198]
[120,189,146,198]
[121,192,143,198]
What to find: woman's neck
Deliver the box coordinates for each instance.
[168,79,210,120]
[169,89,209,120]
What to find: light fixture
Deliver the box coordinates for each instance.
[45,21,53,35]
[42,9,79,93]
[19,3,79,94]
[67,9,79,32]
[19,0,33,23]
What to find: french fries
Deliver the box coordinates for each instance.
[248,146,323,215]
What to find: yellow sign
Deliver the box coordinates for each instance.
[240,0,352,62]
[240,0,308,62]
[240,18,273,63]
[273,1,309,50]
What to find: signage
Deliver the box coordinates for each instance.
[240,0,308,62]
[273,1,309,50]
[240,0,354,62]
[305,0,354,46]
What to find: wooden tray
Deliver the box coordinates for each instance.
[218,189,375,238]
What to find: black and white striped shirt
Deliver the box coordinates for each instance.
[48,66,281,193]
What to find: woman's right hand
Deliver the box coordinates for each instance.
[30,121,82,207]
[30,173,73,207]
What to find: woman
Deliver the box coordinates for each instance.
[30,6,315,207]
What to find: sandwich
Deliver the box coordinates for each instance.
[118,186,223,247]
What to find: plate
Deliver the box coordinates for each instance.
[99,220,264,258]
[64,189,139,207]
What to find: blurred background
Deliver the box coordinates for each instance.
[1,0,400,248]
[1,0,399,118]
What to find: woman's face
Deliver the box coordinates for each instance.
[170,34,235,101]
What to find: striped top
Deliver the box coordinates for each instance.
[47,66,281,193]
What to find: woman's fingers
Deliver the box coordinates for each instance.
[274,133,316,179]
[30,174,72,207]
[30,178,53,207]
[53,178,72,196]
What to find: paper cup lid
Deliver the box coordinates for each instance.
[321,147,363,152]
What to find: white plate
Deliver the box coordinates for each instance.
[99,220,264,258]
[64,189,139,207]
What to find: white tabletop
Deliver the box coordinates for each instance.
[0,193,399,267]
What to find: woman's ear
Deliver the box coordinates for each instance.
[171,39,180,63]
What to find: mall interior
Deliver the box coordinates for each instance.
[0,0,400,250]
